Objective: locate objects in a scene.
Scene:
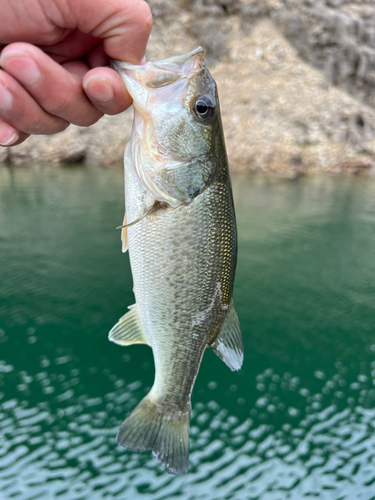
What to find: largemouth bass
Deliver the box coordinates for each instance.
[110,47,243,475]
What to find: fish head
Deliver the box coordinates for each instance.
[112,48,224,207]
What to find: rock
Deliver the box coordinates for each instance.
[2,0,375,177]
[2,112,133,168]
[340,158,373,174]
[185,0,241,16]
[190,18,229,63]
[211,19,375,176]
[184,0,375,109]
[241,0,269,19]
[249,0,375,109]
[146,0,182,20]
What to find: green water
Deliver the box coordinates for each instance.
[1,166,375,500]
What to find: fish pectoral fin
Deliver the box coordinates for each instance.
[116,202,158,231]
[121,212,128,253]
[209,300,243,371]
[108,304,149,346]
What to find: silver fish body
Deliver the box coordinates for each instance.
[110,48,243,475]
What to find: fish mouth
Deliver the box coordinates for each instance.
[110,47,205,74]
[110,47,206,97]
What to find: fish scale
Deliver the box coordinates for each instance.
[129,182,236,394]
[109,47,243,475]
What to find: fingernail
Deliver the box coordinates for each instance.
[0,132,18,146]
[0,123,18,146]
[0,83,13,111]
[83,76,114,103]
[1,51,41,85]
[140,56,147,65]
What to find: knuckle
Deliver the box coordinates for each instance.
[130,0,153,36]
[47,92,72,118]
[119,1,153,35]
[138,2,153,33]
[72,110,103,127]
[48,120,70,134]
[20,116,45,134]
[44,90,102,127]
[20,115,68,135]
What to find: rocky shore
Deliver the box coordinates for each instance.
[1,0,375,177]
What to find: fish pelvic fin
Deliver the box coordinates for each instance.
[108,304,149,346]
[210,299,243,371]
[117,394,190,476]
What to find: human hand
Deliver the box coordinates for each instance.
[0,0,152,146]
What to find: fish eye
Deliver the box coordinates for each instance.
[192,95,216,123]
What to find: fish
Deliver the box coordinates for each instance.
[110,47,243,476]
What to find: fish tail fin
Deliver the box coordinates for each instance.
[117,393,190,476]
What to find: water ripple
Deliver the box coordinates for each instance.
[2,169,375,498]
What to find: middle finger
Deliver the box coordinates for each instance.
[0,69,69,135]
[0,42,103,127]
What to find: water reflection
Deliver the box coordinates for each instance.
[1,167,375,499]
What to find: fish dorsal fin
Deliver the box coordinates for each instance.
[121,212,128,253]
[210,300,243,371]
[109,304,149,346]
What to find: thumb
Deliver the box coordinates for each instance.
[68,0,153,64]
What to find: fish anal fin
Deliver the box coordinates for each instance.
[108,304,149,346]
[121,212,128,253]
[210,300,243,371]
